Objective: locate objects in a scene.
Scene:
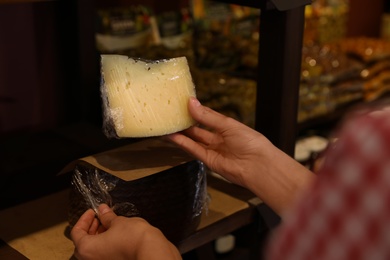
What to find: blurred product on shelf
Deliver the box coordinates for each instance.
[95,3,196,63]
[304,0,349,45]
[191,68,257,128]
[338,37,390,63]
[298,37,390,123]
[382,13,390,40]
[95,3,193,53]
[190,0,260,78]
[95,5,155,53]
[295,135,330,172]
[155,8,193,49]
[382,1,390,40]
[294,140,312,169]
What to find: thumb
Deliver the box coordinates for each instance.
[97,204,117,229]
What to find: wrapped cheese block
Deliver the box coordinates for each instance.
[66,138,208,244]
[100,55,197,138]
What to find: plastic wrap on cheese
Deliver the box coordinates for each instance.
[100,55,197,138]
[69,160,209,243]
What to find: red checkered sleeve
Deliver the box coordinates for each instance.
[266,109,390,260]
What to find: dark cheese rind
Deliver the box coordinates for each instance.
[68,160,207,244]
[100,74,119,139]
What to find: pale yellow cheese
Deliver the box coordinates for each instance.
[100,55,196,138]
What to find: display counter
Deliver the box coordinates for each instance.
[0,174,262,259]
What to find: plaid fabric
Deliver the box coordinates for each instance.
[266,109,390,260]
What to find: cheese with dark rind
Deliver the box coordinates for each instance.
[100,55,196,138]
[68,138,207,244]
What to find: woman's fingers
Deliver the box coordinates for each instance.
[188,97,231,132]
[166,132,210,163]
[88,217,100,235]
[70,209,96,243]
[97,204,118,229]
[182,126,215,146]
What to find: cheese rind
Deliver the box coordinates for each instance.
[100,55,196,138]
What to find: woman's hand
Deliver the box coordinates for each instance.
[166,97,315,215]
[70,204,181,260]
[167,97,270,187]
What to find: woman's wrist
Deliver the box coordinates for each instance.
[135,224,181,260]
[244,140,315,216]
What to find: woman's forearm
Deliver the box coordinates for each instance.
[243,140,315,216]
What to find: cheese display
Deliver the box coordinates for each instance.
[100,55,196,138]
[298,37,390,123]
[67,138,208,244]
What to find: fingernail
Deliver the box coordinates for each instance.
[191,97,201,107]
[98,204,111,215]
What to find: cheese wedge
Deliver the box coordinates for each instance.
[100,55,196,138]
